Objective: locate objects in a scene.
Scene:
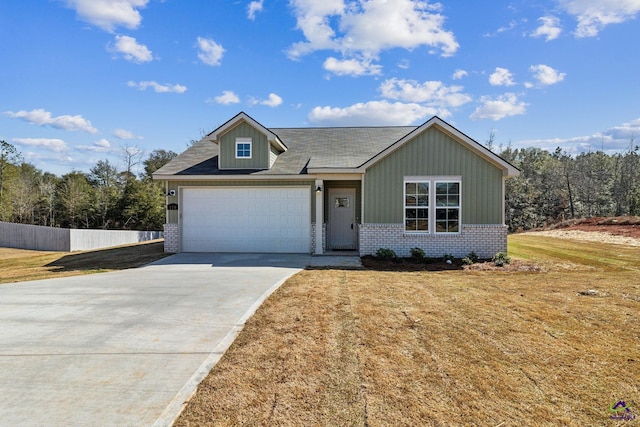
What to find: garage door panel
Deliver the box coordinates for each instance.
[181,187,310,253]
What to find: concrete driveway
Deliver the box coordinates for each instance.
[0,253,310,426]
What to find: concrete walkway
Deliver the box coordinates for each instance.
[0,253,310,427]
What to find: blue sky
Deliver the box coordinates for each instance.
[1,0,639,176]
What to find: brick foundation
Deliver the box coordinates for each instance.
[310,223,327,254]
[358,224,508,258]
[163,223,179,253]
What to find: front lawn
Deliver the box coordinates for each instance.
[176,235,639,426]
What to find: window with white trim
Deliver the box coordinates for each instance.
[435,181,460,233]
[404,181,429,231]
[404,178,461,233]
[235,137,252,159]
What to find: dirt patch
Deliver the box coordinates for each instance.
[545,216,640,239]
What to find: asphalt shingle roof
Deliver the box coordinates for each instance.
[154,126,417,176]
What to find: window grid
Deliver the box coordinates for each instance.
[403,179,461,234]
[435,181,460,233]
[404,181,429,232]
[235,138,252,159]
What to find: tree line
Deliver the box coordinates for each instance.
[500,141,640,231]
[1,138,639,233]
[0,140,176,231]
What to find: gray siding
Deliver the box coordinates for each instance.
[364,126,504,224]
[219,122,269,169]
[269,143,279,168]
[166,180,316,224]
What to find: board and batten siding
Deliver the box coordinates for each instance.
[269,144,279,168]
[219,122,270,169]
[364,126,504,224]
[165,180,316,224]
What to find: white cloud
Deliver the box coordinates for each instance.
[247,0,264,20]
[470,93,527,121]
[287,0,458,66]
[452,69,468,80]
[516,117,640,154]
[4,109,98,133]
[484,20,518,37]
[63,0,149,32]
[489,67,516,86]
[258,93,283,107]
[558,0,640,37]
[309,100,437,126]
[197,37,225,66]
[113,128,142,139]
[531,16,562,41]
[12,138,68,152]
[529,64,566,86]
[77,138,114,153]
[323,57,382,76]
[210,90,241,105]
[110,35,153,63]
[127,81,187,93]
[379,78,472,116]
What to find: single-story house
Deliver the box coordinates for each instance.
[153,112,519,257]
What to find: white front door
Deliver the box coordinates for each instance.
[181,187,311,253]
[328,188,357,250]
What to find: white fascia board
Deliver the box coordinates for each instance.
[306,168,365,175]
[312,172,364,181]
[152,174,314,181]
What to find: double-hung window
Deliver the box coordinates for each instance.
[235,137,252,159]
[404,177,461,234]
[435,181,460,233]
[404,181,429,231]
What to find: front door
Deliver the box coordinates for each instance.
[328,188,357,250]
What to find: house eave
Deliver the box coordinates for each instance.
[306,168,365,175]
[152,174,315,181]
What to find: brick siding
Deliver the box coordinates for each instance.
[358,223,508,258]
[163,223,179,253]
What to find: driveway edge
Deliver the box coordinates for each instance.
[151,269,300,427]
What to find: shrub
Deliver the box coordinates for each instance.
[492,252,511,266]
[410,247,426,260]
[462,251,479,266]
[376,248,397,260]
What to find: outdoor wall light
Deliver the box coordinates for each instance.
[316,186,322,193]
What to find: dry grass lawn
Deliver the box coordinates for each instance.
[176,234,639,426]
[0,240,168,284]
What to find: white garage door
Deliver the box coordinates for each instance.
[181,187,311,253]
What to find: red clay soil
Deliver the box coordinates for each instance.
[547,216,640,238]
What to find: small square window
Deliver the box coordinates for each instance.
[235,138,252,159]
[335,197,350,208]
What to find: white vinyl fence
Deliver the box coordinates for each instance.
[0,222,162,252]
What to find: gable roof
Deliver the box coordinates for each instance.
[208,111,287,152]
[153,113,519,178]
[360,116,520,177]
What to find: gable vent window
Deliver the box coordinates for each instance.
[235,138,252,159]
